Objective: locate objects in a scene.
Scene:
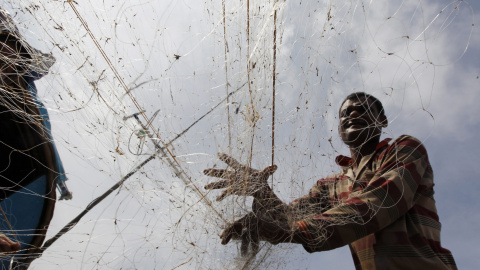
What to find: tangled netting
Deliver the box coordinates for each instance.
[0,0,473,269]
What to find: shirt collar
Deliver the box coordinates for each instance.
[335,138,391,168]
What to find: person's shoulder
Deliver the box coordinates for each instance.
[387,135,428,157]
[392,134,421,144]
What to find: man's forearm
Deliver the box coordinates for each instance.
[251,186,308,245]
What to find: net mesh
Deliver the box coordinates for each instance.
[0,0,473,269]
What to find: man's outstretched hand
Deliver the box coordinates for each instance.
[204,153,277,201]
[204,153,294,256]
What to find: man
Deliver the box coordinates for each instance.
[204,92,457,269]
[0,8,69,267]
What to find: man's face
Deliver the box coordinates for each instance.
[338,96,386,148]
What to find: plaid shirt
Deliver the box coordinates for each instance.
[292,135,457,270]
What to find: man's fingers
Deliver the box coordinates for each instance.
[259,165,277,179]
[218,153,251,171]
[240,214,259,257]
[219,213,261,257]
[220,229,233,245]
[204,180,230,190]
[203,169,235,179]
[216,188,234,201]
[216,182,263,200]
[249,232,260,255]
[220,218,244,245]
[204,155,278,201]
[241,233,250,257]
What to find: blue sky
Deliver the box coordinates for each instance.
[3,0,479,269]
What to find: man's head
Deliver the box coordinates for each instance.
[0,8,55,81]
[338,92,388,149]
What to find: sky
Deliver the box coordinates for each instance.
[2,0,479,269]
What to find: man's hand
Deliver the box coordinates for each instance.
[204,153,277,201]
[220,212,260,257]
[0,234,20,257]
[221,211,294,256]
[204,153,293,256]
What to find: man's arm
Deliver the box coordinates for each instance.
[294,136,432,252]
[205,137,432,254]
[204,154,332,253]
[203,153,301,254]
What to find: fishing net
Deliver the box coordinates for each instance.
[0,0,473,269]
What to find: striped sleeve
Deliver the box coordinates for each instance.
[290,176,335,222]
[296,136,432,252]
